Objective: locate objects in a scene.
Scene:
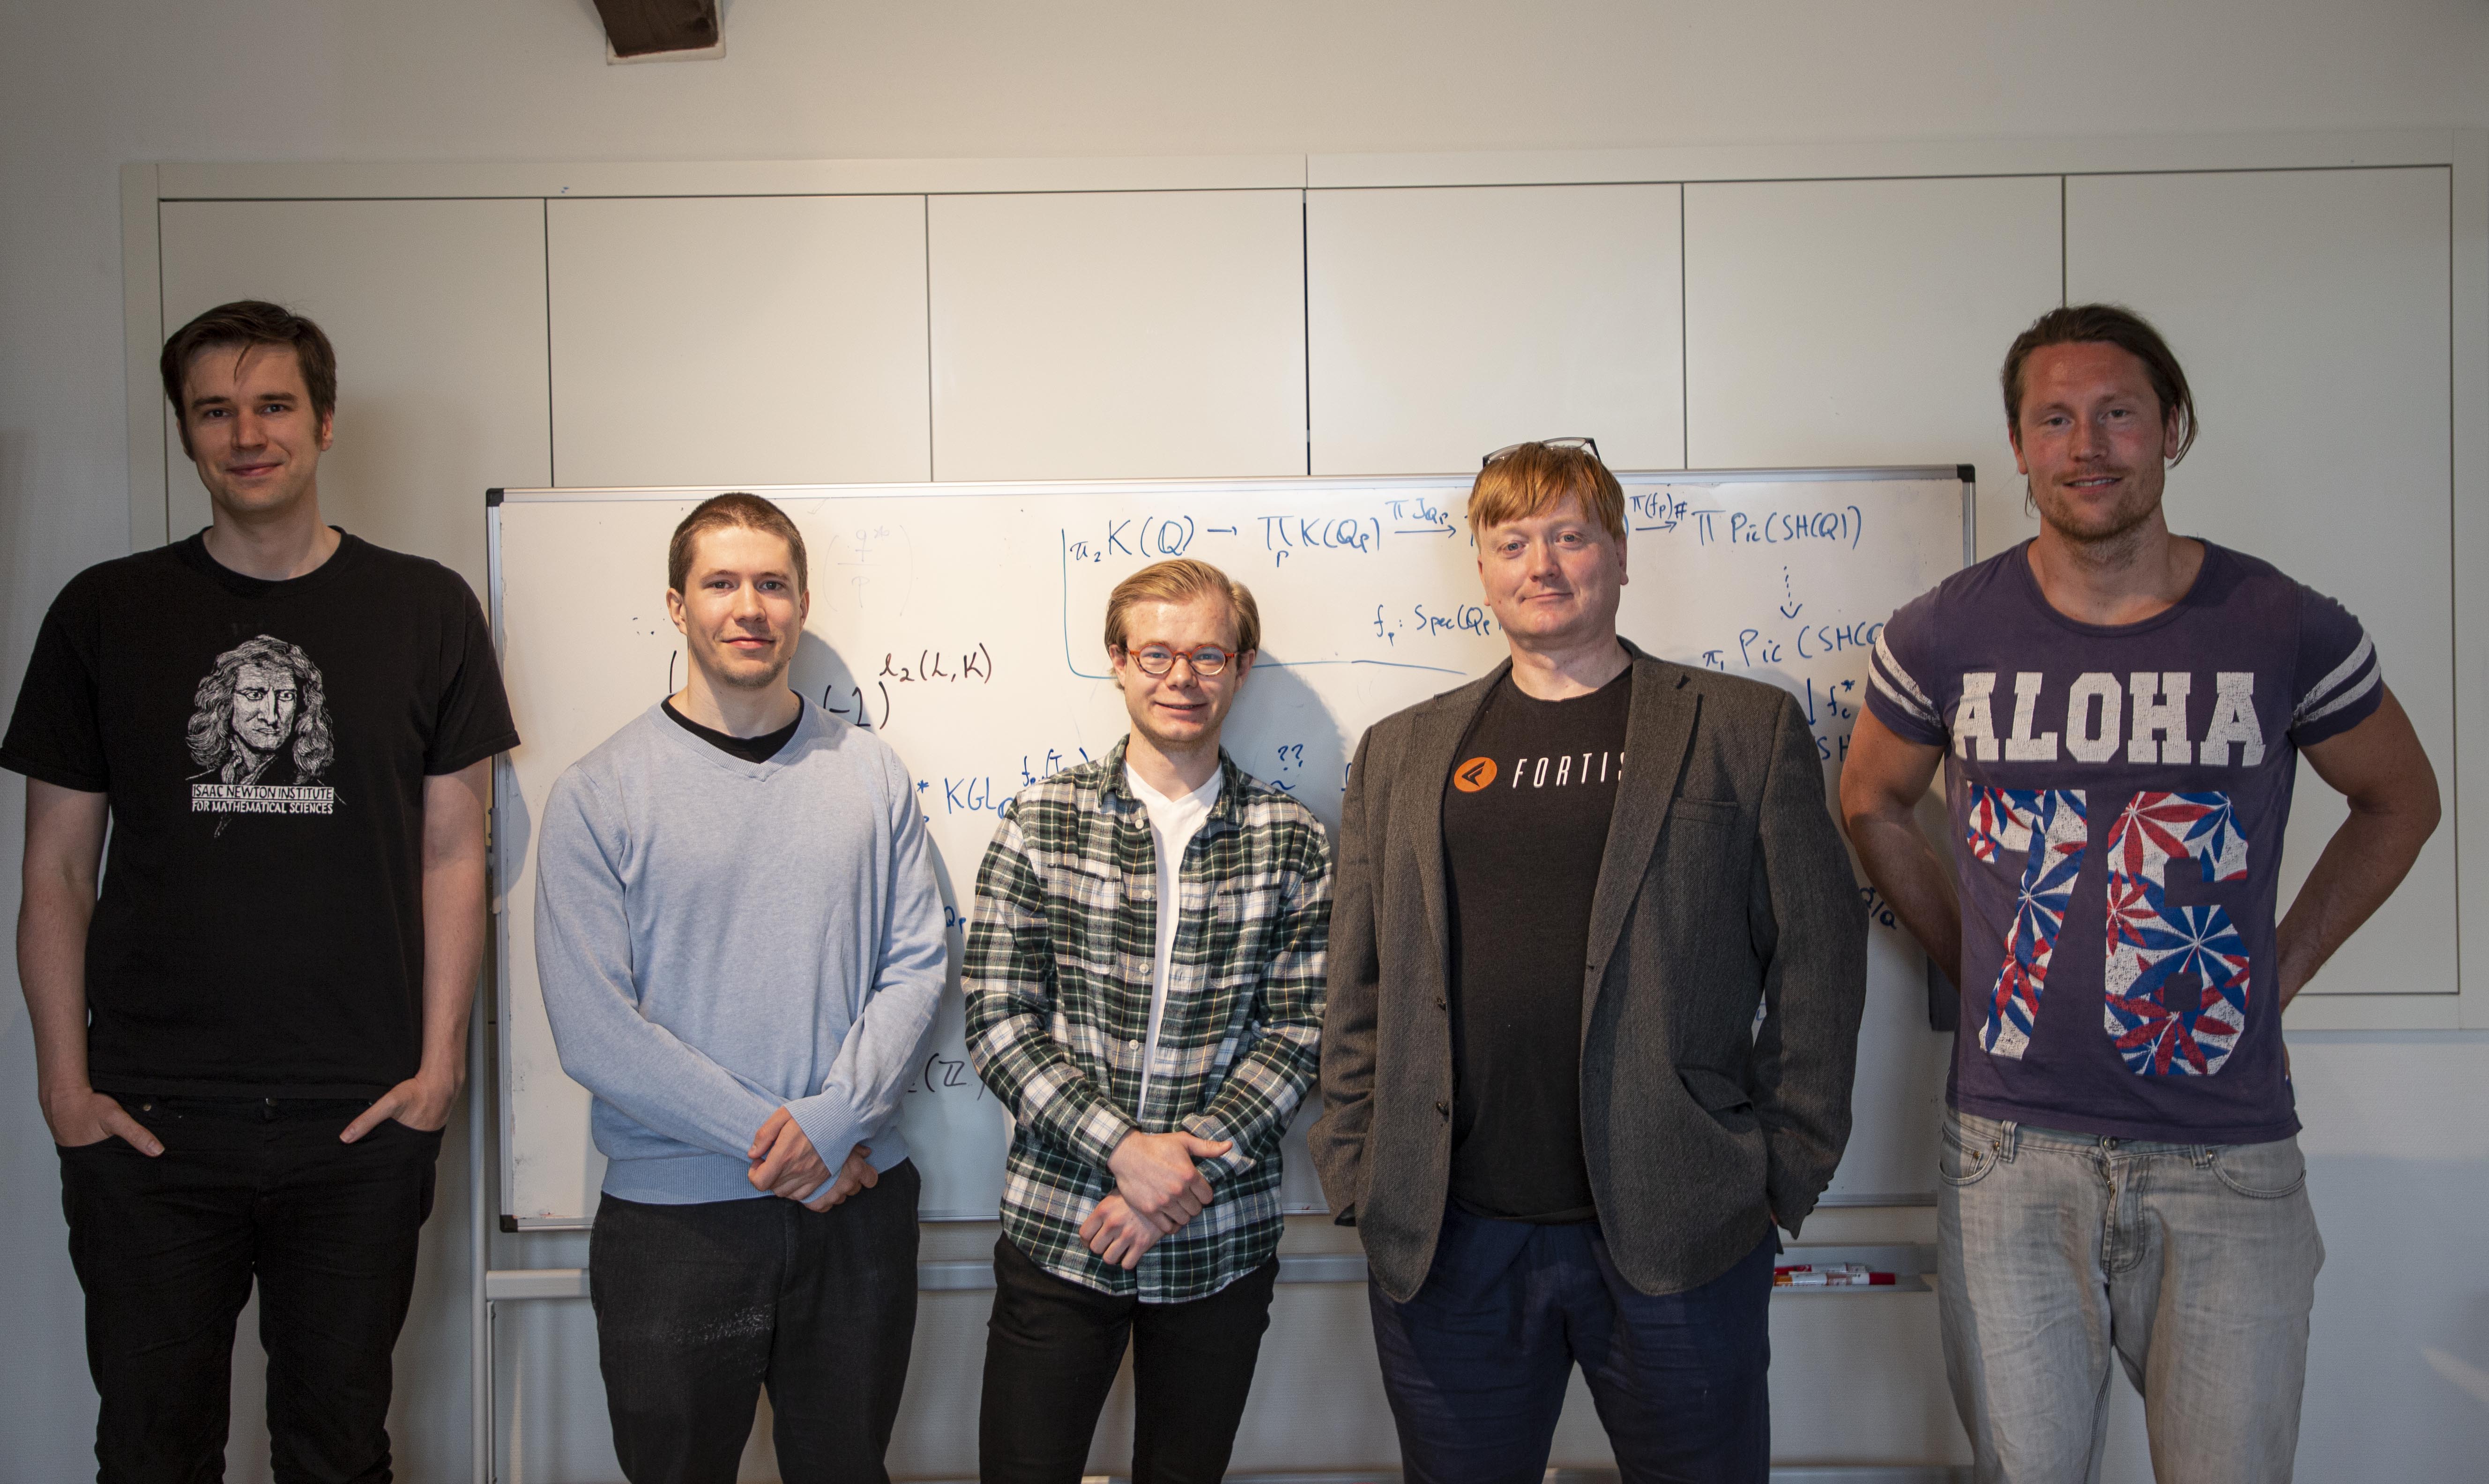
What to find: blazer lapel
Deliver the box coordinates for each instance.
[1583,653,1699,1009]
[1409,662,1507,980]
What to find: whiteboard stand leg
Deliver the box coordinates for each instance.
[469,995,493,1484]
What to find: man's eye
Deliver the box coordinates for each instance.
[276,690,297,702]
[238,689,264,700]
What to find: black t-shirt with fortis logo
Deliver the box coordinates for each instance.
[1440,667,1632,1223]
[1,532,519,1098]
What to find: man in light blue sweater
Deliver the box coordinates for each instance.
[535,493,946,1484]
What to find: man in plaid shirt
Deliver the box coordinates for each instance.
[966,557,1331,1484]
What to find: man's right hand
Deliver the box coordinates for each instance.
[1081,1192,1173,1269]
[747,1106,832,1201]
[1106,1129,1230,1224]
[802,1144,878,1212]
[41,1087,162,1155]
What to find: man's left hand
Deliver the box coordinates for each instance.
[342,1072,459,1142]
[1081,1192,1173,1269]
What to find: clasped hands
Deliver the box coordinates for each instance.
[747,1106,876,1211]
[1080,1129,1232,1270]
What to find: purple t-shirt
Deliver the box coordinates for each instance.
[1867,540,2382,1144]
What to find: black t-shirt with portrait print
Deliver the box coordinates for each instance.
[1440,665,1632,1224]
[0,531,519,1098]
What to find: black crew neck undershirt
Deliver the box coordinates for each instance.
[662,697,801,763]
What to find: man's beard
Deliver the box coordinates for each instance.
[2033,477,2162,562]
[703,640,793,692]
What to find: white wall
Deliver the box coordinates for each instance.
[7,3,2489,1481]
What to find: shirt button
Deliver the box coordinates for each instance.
[1435,1100,1450,1118]
[1129,1039,1142,1050]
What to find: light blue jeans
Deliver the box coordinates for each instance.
[1938,1108,2323,1484]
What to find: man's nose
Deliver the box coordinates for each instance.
[2072,414,2109,459]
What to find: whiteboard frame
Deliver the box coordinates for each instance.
[484,465,1974,1226]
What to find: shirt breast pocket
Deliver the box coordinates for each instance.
[1048,854,1129,972]
[1209,876,1288,977]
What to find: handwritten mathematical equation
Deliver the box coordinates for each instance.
[1721,616,1884,671]
[1383,496,1457,537]
[1260,514,1383,567]
[879,644,995,686]
[1065,516,1201,564]
[1371,601,1499,646]
[1679,504,1866,551]
[920,745,1098,821]
[904,1049,988,1101]
[1629,490,1692,533]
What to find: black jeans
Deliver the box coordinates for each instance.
[978,1233,1279,1484]
[56,1094,443,1484]
[588,1162,920,1484]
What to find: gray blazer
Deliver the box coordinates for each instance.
[1309,641,1867,1301]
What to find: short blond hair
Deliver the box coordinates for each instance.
[1467,441,1626,544]
[1104,558,1261,656]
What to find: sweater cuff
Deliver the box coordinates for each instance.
[782,1092,867,1179]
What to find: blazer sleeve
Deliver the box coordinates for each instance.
[1744,691,1869,1233]
[1308,725,1383,1224]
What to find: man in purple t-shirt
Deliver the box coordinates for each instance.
[1842,304,2439,1483]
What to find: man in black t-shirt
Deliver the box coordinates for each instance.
[4,301,519,1482]
[1312,440,1866,1482]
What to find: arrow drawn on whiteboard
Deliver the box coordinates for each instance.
[1779,566,1803,620]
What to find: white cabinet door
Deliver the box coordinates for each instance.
[2068,167,2456,1004]
[1684,176,2062,554]
[548,195,931,488]
[1307,184,1684,475]
[927,190,1306,481]
[158,199,550,594]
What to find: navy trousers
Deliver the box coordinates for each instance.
[1368,1207,1775,1484]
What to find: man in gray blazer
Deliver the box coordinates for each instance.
[1311,438,1867,1483]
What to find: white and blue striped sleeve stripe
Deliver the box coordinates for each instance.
[1868,631,1944,738]
[2294,631,2381,732]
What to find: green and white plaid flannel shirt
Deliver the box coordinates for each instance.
[963,737,1332,1301]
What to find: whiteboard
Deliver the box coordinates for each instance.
[489,469,1972,1224]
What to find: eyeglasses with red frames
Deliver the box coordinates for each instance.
[1119,643,1236,677]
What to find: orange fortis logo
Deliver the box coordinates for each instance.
[1452,756,1498,792]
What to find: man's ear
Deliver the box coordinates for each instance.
[317,408,335,452]
[663,587,688,636]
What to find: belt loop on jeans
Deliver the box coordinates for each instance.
[2191,1144,2216,1168]
[1997,1120,2020,1161]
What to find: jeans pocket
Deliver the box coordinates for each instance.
[1938,1120,1995,1187]
[2211,1137,2308,1199]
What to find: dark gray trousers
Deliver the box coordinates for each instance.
[588,1162,919,1484]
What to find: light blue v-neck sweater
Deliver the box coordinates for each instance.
[534,701,947,1204]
